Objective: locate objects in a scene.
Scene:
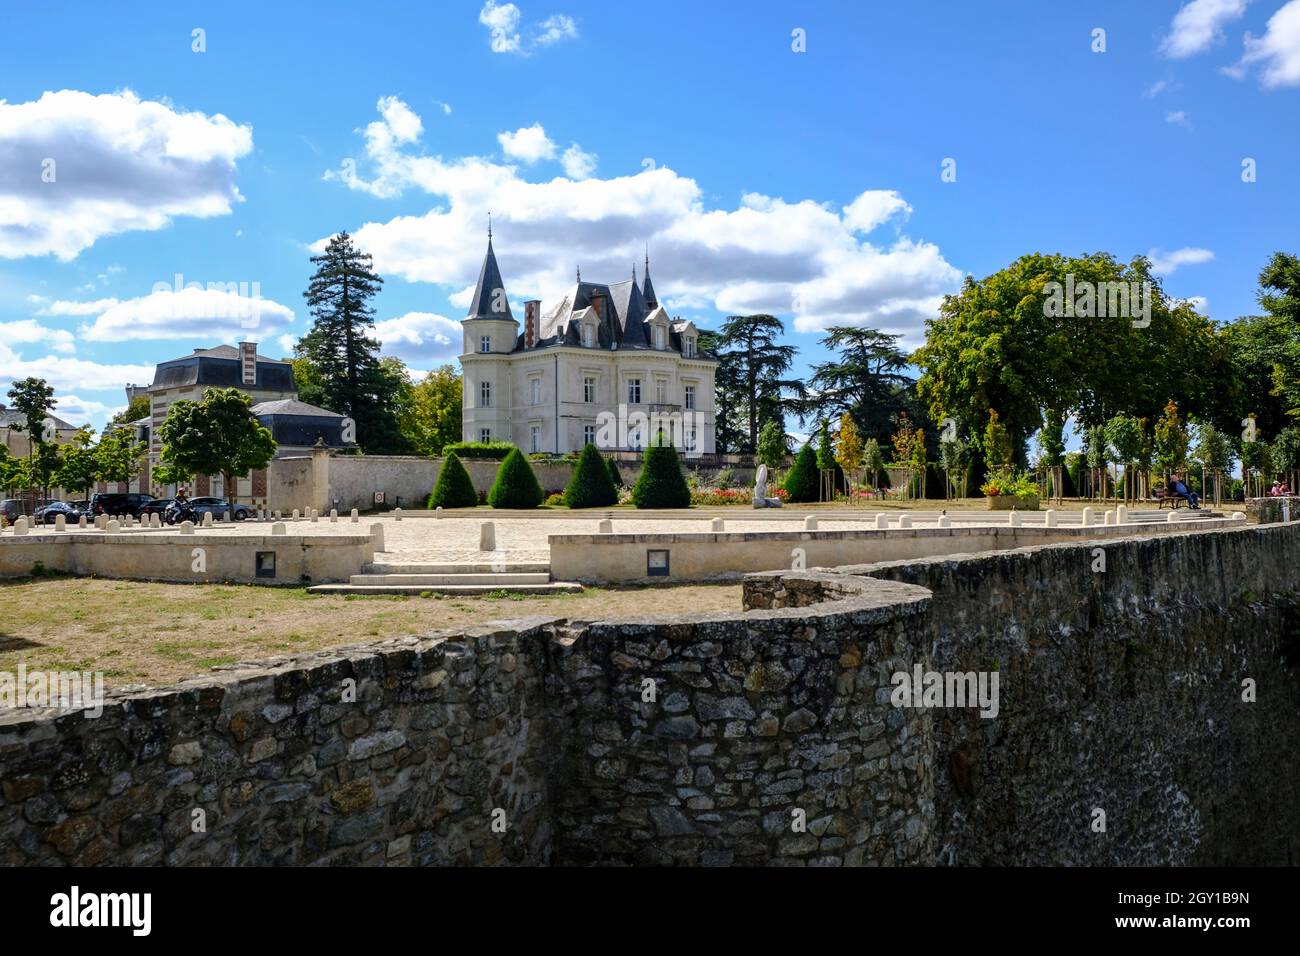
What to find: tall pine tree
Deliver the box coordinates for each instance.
[299,232,410,454]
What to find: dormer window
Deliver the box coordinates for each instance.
[684,336,695,358]
[582,324,595,347]
[480,335,491,353]
[654,325,666,350]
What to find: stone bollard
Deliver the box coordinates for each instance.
[273,510,281,520]
[13,517,28,536]
[93,514,104,529]
[180,520,195,535]
[1233,511,1246,521]
[292,509,300,521]
[711,517,725,532]
[1104,510,1116,526]
[435,506,443,519]
[803,516,817,531]
[1044,509,1057,527]
[1116,504,1128,525]
[1167,510,1180,522]
[151,512,161,528]
[479,521,496,551]
[203,512,214,528]
[78,516,87,529]
[55,514,66,532]
[106,519,120,533]
[351,508,359,523]
[898,514,911,528]
[875,513,889,529]
[395,507,403,521]
[1081,506,1094,526]
[310,510,318,523]
[937,514,951,528]
[330,509,338,523]
[271,522,286,536]
[1008,510,1020,527]
[598,518,613,534]
[371,522,385,553]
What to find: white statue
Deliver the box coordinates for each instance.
[753,464,783,508]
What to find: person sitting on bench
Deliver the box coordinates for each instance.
[1169,473,1199,510]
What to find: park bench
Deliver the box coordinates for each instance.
[1153,486,1186,509]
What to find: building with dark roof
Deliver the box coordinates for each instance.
[460,237,717,455]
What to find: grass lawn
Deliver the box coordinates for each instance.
[0,576,741,689]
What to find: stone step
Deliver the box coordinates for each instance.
[307,581,582,596]
[363,561,551,575]
[348,572,551,586]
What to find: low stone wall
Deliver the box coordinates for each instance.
[549,515,1247,584]
[0,530,373,585]
[3,522,1297,866]
[1243,495,1300,524]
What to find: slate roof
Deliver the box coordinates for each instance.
[151,347,295,392]
[251,399,345,418]
[0,407,76,430]
[465,239,513,321]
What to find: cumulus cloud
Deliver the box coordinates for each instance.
[29,295,121,316]
[1160,0,1251,58]
[0,342,154,394]
[51,394,116,424]
[323,99,960,344]
[374,311,463,363]
[498,124,556,163]
[479,2,578,55]
[1226,0,1300,87]
[1148,246,1215,275]
[78,286,295,342]
[0,89,253,260]
[561,143,598,179]
[1186,295,1210,314]
[0,319,76,354]
[1165,110,1193,128]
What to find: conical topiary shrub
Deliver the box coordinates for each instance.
[565,443,618,508]
[606,456,623,488]
[782,442,819,503]
[487,447,543,509]
[632,442,691,508]
[427,451,479,508]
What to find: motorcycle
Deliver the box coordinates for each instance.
[164,500,201,525]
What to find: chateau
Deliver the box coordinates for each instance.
[460,237,718,455]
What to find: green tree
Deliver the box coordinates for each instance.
[157,387,276,507]
[55,428,99,499]
[5,377,55,506]
[631,440,691,508]
[698,328,745,454]
[782,442,819,503]
[565,443,618,508]
[427,452,478,508]
[833,413,864,475]
[110,394,150,427]
[715,314,805,452]
[756,419,788,469]
[93,425,146,488]
[1105,414,1145,502]
[401,365,463,457]
[1153,400,1189,476]
[299,231,409,453]
[605,456,623,489]
[804,326,913,446]
[862,438,885,491]
[487,448,543,509]
[982,409,1013,473]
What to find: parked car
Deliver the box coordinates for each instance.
[140,498,174,518]
[34,500,89,524]
[88,492,155,518]
[187,496,252,521]
[1,498,58,524]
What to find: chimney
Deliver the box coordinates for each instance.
[525,300,540,348]
[239,341,257,386]
[591,293,603,322]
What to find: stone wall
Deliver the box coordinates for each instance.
[1243,495,1300,524]
[3,523,1298,866]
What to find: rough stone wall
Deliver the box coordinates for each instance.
[748,524,1300,866]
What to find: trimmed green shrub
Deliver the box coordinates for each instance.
[565,443,618,508]
[427,452,478,508]
[606,456,623,488]
[487,448,544,509]
[783,442,819,503]
[442,440,517,460]
[632,442,691,509]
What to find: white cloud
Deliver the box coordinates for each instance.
[1186,295,1210,314]
[376,95,423,144]
[0,319,76,354]
[1144,79,1171,97]
[0,89,253,260]
[561,143,598,179]
[1148,246,1215,275]
[498,123,557,163]
[323,100,961,345]
[31,296,121,316]
[78,287,295,342]
[1165,110,1193,128]
[51,394,116,424]
[1160,0,1251,58]
[374,311,463,363]
[1227,0,1300,87]
[479,2,578,55]
[0,342,154,393]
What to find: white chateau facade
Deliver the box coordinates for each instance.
[460,237,717,455]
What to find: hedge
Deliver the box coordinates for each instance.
[632,442,691,509]
[606,456,623,488]
[427,452,478,508]
[565,443,619,508]
[442,440,517,460]
[782,443,820,503]
[487,448,544,509]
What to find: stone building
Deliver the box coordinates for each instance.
[460,237,718,455]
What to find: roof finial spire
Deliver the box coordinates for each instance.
[576,264,581,282]
[487,211,492,241]
[633,261,637,283]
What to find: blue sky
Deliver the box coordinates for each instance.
[2,0,1298,433]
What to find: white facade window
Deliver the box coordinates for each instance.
[480,335,491,353]
[530,425,540,453]
[655,380,666,404]
[480,428,491,442]
[530,378,541,406]
[685,385,696,410]
[583,424,596,446]
[583,377,596,403]
[684,337,695,358]
[628,379,641,404]
[480,380,491,407]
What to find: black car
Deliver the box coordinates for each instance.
[88,492,155,518]
[188,497,252,521]
[140,498,174,517]
[1,498,57,524]
[34,501,88,524]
